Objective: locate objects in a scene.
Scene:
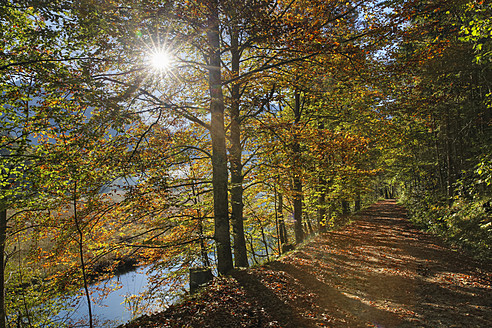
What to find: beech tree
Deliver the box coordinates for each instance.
[1,1,409,325]
[69,0,383,272]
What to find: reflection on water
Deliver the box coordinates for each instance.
[52,239,274,327]
[55,266,164,327]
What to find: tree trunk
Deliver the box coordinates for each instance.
[293,90,304,244]
[198,212,211,267]
[0,206,6,328]
[229,26,248,268]
[445,108,454,201]
[293,174,303,244]
[207,4,233,275]
[354,192,361,212]
[306,219,313,235]
[342,200,350,215]
[260,224,270,262]
[317,177,327,233]
[317,121,327,233]
[277,190,288,245]
[433,119,445,193]
[73,183,93,328]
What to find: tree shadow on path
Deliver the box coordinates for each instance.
[235,199,492,327]
[267,260,403,327]
[122,200,492,328]
[231,269,312,328]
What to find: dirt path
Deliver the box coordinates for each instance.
[123,200,492,327]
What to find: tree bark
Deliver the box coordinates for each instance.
[277,191,288,245]
[293,90,304,244]
[342,200,350,215]
[207,3,233,274]
[433,118,445,193]
[317,177,327,233]
[198,211,211,267]
[229,25,248,268]
[445,108,454,201]
[0,206,6,328]
[293,173,303,245]
[354,192,361,212]
[317,121,327,233]
[73,181,93,328]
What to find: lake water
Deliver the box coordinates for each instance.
[52,239,274,327]
[54,266,167,327]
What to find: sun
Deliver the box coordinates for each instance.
[150,50,172,70]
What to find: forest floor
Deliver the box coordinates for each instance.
[121,200,492,328]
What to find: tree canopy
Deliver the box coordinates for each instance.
[1,0,490,326]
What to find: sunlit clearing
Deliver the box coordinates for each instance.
[150,51,172,70]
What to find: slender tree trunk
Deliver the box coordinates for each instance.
[229,26,248,268]
[293,90,303,244]
[260,224,270,262]
[277,190,288,245]
[275,187,281,254]
[73,182,93,328]
[342,200,350,215]
[248,236,258,265]
[0,205,6,328]
[317,179,327,233]
[306,219,313,235]
[433,117,445,193]
[445,108,454,201]
[293,174,303,244]
[354,192,361,212]
[198,211,211,267]
[207,3,233,274]
[454,114,464,180]
[317,122,327,233]
[275,186,289,254]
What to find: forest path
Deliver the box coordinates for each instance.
[123,200,492,328]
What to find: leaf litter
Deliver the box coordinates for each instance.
[121,200,491,327]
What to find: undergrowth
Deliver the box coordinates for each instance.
[402,195,491,261]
